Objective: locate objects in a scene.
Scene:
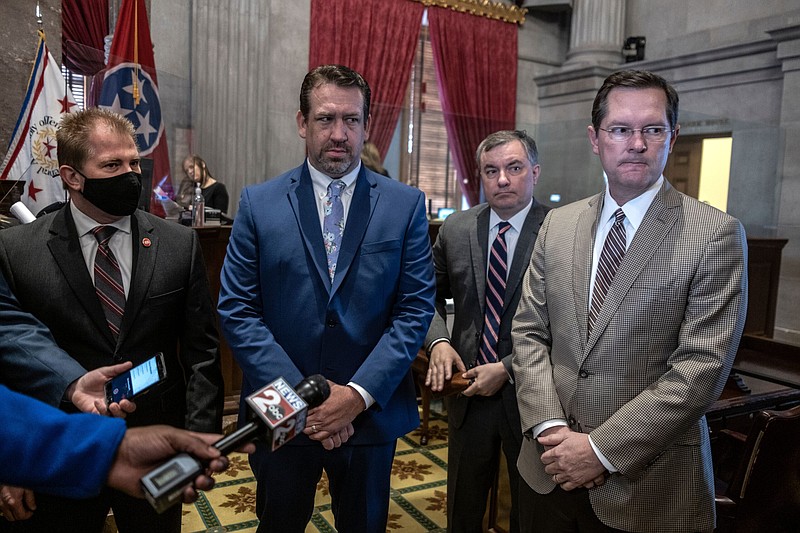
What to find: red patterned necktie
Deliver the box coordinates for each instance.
[479,221,511,365]
[589,209,626,333]
[93,225,125,339]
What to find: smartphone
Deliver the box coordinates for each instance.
[105,352,167,405]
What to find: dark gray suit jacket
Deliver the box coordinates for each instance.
[425,199,549,429]
[0,205,223,432]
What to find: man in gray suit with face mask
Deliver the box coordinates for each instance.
[0,107,222,533]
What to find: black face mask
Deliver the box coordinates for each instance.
[77,170,143,216]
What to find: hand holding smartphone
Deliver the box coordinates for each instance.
[105,353,167,405]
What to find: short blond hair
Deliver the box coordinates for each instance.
[57,107,137,169]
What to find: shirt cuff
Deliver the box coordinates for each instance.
[588,434,618,472]
[426,337,450,355]
[532,419,568,438]
[347,382,374,410]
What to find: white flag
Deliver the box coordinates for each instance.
[1,32,78,215]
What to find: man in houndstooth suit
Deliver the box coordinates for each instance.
[511,70,748,533]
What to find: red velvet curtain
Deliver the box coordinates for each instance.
[309,0,424,159]
[428,8,517,207]
[62,0,109,76]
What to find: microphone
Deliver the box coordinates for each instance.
[141,374,329,513]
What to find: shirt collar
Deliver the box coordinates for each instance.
[70,201,132,238]
[489,198,533,233]
[600,175,663,233]
[307,159,360,196]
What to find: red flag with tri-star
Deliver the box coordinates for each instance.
[0,31,78,215]
[98,0,172,217]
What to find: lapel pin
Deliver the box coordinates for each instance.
[142,237,152,248]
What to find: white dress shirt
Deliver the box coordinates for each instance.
[534,176,663,473]
[487,199,533,278]
[71,202,133,298]
[306,159,375,410]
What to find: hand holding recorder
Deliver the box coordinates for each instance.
[141,374,330,513]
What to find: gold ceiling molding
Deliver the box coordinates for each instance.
[411,0,527,25]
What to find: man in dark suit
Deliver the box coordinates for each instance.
[424,130,549,532]
[512,70,748,532]
[0,107,223,533]
[0,269,135,417]
[217,64,435,533]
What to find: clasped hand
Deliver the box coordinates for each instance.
[302,381,360,450]
[425,343,508,396]
[538,427,609,491]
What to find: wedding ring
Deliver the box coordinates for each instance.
[312,424,317,433]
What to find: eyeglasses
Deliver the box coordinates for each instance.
[598,126,673,142]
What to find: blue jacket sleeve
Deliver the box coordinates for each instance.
[0,385,126,498]
[0,271,86,405]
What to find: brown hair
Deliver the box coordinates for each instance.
[183,154,216,187]
[57,107,137,170]
[591,70,679,130]
[475,130,539,168]
[299,65,371,123]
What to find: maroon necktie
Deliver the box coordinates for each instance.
[93,226,125,339]
[479,222,511,364]
[589,209,626,333]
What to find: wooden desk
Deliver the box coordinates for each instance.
[196,226,242,411]
[733,334,800,389]
[743,238,787,337]
[707,373,800,438]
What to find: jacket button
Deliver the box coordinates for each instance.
[327,320,336,328]
[568,416,576,427]
[579,369,589,378]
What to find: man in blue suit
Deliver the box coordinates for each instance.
[218,65,435,532]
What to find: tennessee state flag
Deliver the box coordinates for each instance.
[0,31,77,215]
[99,0,172,217]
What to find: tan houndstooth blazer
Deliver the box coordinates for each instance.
[511,180,748,533]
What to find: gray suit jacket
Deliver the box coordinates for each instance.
[0,206,223,432]
[426,199,549,428]
[512,181,748,532]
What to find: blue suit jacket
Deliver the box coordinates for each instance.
[0,384,125,499]
[218,164,435,444]
[0,271,85,406]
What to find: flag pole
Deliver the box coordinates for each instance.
[132,0,140,105]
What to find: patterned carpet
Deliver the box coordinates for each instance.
[180,410,452,532]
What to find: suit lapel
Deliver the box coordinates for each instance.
[47,207,116,347]
[288,166,330,289]
[472,206,491,313]
[331,167,373,295]
[586,182,680,352]
[503,200,546,315]
[119,212,155,343]
[575,194,602,351]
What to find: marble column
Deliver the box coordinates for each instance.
[565,0,625,66]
